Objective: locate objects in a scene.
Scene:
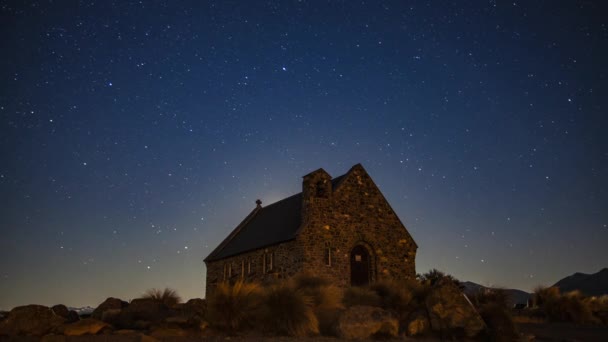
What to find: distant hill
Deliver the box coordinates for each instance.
[553,268,608,296]
[462,281,531,305]
[68,306,95,315]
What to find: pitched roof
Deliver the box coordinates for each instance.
[204,172,347,262]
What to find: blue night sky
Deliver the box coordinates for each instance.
[1,1,607,309]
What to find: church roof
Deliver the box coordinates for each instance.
[204,173,347,262]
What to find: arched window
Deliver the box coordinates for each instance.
[315,180,328,198]
[263,250,274,273]
[324,242,332,266]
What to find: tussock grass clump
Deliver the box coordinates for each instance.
[533,286,597,324]
[291,273,343,335]
[479,303,518,342]
[343,286,381,307]
[141,287,182,307]
[470,288,512,310]
[260,282,319,336]
[207,281,263,332]
[370,279,414,313]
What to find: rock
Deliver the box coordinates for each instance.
[91,297,128,320]
[125,298,169,323]
[100,308,123,325]
[149,327,190,338]
[62,318,111,336]
[114,329,138,335]
[182,298,206,318]
[41,335,67,342]
[425,278,486,338]
[140,335,160,342]
[0,305,66,336]
[336,305,399,339]
[51,305,79,324]
[51,305,69,318]
[406,310,430,336]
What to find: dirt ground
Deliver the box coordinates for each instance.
[517,322,608,342]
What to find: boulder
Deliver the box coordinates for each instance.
[124,298,169,323]
[0,305,65,336]
[62,318,111,336]
[91,297,128,320]
[336,305,399,339]
[51,305,69,318]
[51,305,79,324]
[425,278,486,338]
[149,327,190,338]
[406,310,430,336]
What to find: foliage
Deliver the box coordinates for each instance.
[207,281,263,332]
[418,269,461,288]
[141,288,181,307]
[260,282,319,336]
[370,279,414,313]
[478,303,518,342]
[470,288,512,310]
[533,286,597,324]
[291,273,343,335]
[343,286,381,307]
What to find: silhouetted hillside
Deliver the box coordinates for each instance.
[553,268,608,296]
[462,281,531,305]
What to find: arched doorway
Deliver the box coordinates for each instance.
[350,245,371,286]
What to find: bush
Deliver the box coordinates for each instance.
[533,286,597,324]
[370,279,414,314]
[478,303,518,342]
[141,287,182,307]
[207,281,263,332]
[343,286,381,307]
[260,282,319,336]
[419,269,461,288]
[287,273,344,335]
[470,288,512,310]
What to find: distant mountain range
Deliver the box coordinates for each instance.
[462,281,531,305]
[553,268,608,297]
[68,306,95,315]
[463,268,608,306]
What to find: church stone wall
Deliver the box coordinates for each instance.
[204,164,417,297]
[297,164,417,287]
[204,239,303,297]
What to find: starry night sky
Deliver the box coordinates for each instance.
[1,1,607,309]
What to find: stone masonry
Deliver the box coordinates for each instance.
[204,164,417,297]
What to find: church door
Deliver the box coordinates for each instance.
[350,245,370,286]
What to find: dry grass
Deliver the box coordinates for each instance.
[478,303,518,342]
[291,273,344,336]
[370,279,414,313]
[207,281,263,332]
[533,286,598,324]
[260,282,319,336]
[141,287,182,307]
[343,286,381,307]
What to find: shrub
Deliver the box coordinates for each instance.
[533,286,597,324]
[343,286,381,307]
[419,269,461,287]
[260,282,319,336]
[141,288,182,307]
[470,288,512,310]
[370,279,414,314]
[207,281,263,332]
[533,286,560,307]
[478,303,518,342]
[291,273,344,335]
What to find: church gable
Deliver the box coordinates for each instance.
[297,164,417,287]
[204,163,417,296]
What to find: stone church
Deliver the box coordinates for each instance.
[204,164,417,296]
